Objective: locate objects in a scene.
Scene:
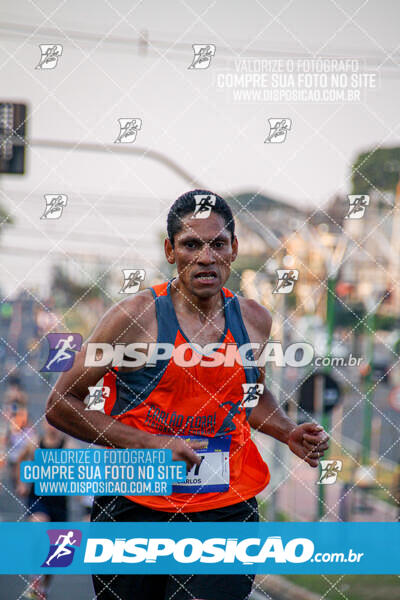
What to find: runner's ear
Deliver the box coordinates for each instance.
[164,238,176,264]
[230,235,238,262]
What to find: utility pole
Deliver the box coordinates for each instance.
[389,179,400,313]
[317,274,336,519]
[267,290,287,521]
[316,236,347,519]
[361,304,376,465]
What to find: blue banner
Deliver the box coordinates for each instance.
[20,449,186,496]
[0,522,398,574]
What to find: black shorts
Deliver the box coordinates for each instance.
[27,488,68,521]
[91,495,259,600]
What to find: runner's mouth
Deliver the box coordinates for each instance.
[194,271,217,281]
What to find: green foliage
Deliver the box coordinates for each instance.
[335,299,397,332]
[286,292,297,310]
[334,301,365,330]
[351,147,400,195]
[374,313,398,331]
[0,202,13,234]
[282,575,400,600]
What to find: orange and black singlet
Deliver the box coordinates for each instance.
[102,279,270,512]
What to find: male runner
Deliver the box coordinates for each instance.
[46,189,329,600]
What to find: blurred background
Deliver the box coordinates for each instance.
[0,1,399,599]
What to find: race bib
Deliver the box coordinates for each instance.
[172,435,231,494]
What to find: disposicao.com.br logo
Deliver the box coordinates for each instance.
[84,341,315,368]
[42,529,82,567]
[83,536,363,565]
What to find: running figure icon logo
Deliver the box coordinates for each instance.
[273,269,299,294]
[217,398,244,434]
[41,333,82,372]
[40,194,68,219]
[86,386,110,412]
[35,45,63,70]
[217,384,264,434]
[42,529,82,567]
[317,459,343,485]
[188,44,216,69]
[345,195,370,219]
[241,383,264,408]
[264,118,292,143]
[114,118,142,143]
[192,194,216,219]
[120,269,146,294]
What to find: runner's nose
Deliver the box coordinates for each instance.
[197,244,215,264]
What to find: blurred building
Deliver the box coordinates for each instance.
[0,190,167,300]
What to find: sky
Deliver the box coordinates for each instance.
[0,0,399,294]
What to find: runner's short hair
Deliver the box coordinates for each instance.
[167,189,235,247]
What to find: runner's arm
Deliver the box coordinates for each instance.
[249,369,329,467]
[45,294,204,468]
[248,367,297,443]
[242,298,329,465]
[239,298,296,441]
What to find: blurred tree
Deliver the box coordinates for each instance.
[0,201,14,298]
[351,147,400,196]
[51,265,110,308]
[0,202,13,236]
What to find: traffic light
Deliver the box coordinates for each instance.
[0,102,27,174]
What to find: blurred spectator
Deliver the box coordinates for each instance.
[16,421,72,600]
[3,376,32,489]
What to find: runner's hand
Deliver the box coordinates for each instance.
[287,423,329,468]
[153,435,207,471]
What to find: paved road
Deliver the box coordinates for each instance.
[0,574,93,600]
[279,362,400,464]
[0,577,278,600]
[0,464,93,599]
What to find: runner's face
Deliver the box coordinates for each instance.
[165,213,238,297]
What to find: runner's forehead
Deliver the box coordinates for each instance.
[177,214,231,242]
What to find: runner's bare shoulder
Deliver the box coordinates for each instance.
[236,296,272,343]
[88,289,156,345]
